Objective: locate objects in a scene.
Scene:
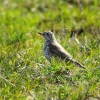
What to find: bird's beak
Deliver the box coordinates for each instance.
[38,32,43,35]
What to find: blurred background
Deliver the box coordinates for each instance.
[0,0,100,45]
[0,0,100,100]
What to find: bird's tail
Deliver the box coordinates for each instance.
[71,59,85,69]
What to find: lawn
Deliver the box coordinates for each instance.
[0,0,100,100]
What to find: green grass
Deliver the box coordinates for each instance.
[0,0,100,100]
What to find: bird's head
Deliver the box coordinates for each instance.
[38,31,56,42]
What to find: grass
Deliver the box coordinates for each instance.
[0,0,100,100]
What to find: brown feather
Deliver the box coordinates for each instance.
[49,41,85,68]
[49,41,73,61]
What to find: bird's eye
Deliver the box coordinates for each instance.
[47,33,49,35]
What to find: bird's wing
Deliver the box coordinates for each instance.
[49,42,85,68]
[48,42,73,61]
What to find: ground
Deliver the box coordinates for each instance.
[0,0,100,100]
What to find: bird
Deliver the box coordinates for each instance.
[70,28,84,38]
[38,31,85,69]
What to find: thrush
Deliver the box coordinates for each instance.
[38,31,85,69]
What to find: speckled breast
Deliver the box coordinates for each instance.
[44,44,51,62]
